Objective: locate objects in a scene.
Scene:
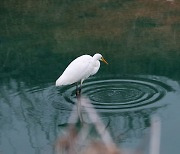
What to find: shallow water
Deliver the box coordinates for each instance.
[0,75,180,153]
[57,75,172,111]
[0,0,180,154]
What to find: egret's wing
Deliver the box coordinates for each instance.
[56,55,92,85]
[90,61,100,76]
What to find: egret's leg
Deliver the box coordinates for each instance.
[75,82,83,122]
[79,79,84,94]
[76,80,83,96]
[78,83,82,94]
[76,82,81,97]
[76,82,80,96]
[76,82,78,92]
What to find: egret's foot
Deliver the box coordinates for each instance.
[76,88,81,97]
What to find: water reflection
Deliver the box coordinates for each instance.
[0,79,57,153]
[104,107,161,144]
[56,95,162,154]
[0,75,179,153]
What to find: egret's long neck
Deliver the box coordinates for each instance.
[92,57,99,64]
[92,54,100,61]
[92,57,100,68]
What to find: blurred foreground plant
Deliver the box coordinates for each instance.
[55,96,161,154]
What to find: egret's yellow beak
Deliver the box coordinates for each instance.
[101,57,108,64]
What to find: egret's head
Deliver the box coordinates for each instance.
[93,53,108,64]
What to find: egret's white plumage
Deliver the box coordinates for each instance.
[56,53,108,86]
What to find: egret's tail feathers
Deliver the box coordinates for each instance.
[55,77,72,86]
[55,78,63,86]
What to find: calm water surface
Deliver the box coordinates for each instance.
[0,0,180,154]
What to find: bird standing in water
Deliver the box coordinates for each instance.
[56,53,108,95]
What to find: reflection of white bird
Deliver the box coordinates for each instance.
[56,53,108,94]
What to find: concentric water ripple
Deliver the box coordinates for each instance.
[57,76,172,111]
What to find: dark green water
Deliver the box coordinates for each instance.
[0,0,180,154]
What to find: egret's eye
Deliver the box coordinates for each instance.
[101,57,108,64]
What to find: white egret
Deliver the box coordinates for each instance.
[55,53,108,95]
